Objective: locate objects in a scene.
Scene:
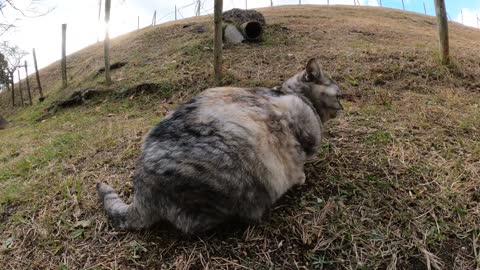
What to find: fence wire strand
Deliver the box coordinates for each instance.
[145,0,479,29]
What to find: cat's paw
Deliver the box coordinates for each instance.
[299,173,306,184]
[96,182,115,199]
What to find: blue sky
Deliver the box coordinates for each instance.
[381,0,480,18]
[2,0,479,80]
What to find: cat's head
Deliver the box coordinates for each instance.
[282,58,344,123]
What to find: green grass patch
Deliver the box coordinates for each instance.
[0,132,84,182]
[365,130,393,145]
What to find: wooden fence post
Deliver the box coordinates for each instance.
[104,0,112,84]
[32,48,44,100]
[434,0,449,65]
[175,5,177,20]
[61,24,67,88]
[460,10,463,24]
[213,0,223,84]
[97,0,102,42]
[17,69,24,106]
[152,10,156,25]
[7,78,12,107]
[196,0,201,16]
[270,0,273,7]
[9,72,14,106]
[24,61,32,106]
[423,2,426,15]
[138,15,140,29]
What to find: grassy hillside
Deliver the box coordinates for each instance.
[1,5,480,269]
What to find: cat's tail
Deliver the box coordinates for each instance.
[96,183,143,230]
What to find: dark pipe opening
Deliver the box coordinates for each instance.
[242,21,263,41]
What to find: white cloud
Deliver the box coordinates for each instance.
[455,8,480,28]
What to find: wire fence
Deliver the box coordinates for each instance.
[146,0,479,29]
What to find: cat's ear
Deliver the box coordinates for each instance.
[304,58,324,82]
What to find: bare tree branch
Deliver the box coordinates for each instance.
[0,41,27,72]
[0,0,53,37]
[1,0,52,18]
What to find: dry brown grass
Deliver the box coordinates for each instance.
[1,5,480,269]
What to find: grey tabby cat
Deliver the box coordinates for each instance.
[97,58,343,234]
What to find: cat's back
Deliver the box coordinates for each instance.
[145,86,318,148]
[195,86,312,131]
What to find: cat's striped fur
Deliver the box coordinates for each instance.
[97,58,343,234]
